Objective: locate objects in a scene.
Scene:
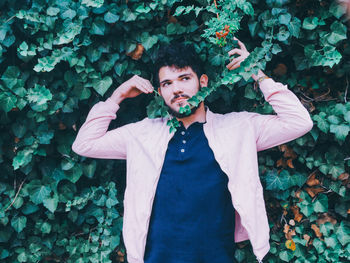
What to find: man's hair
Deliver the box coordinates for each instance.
[153,42,204,87]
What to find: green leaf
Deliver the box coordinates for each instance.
[28,181,51,205]
[1,66,20,89]
[336,221,350,246]
[47,7,60,16]
[327,21,347,45]
[287,17,301,37]
[61,9,77,19]
[104,12,119,23]
[13,148,34,170]
[141,32,158,50]
[329,1,346,19]
[43,195,58,213]
[27,84,53,107]
[11,216,27,233]
[265,170,290,191]
[330,124,350,141]
[82,0,104,8]
[92,76,112,96]
[279,13,291,25]
[0,93,17,112]
[313,194,328,213]
[313,238,326,254]
[313,114,329,133]
[279,250,294,262]
[324,234,338,249]
[302,17,319,30]
[90,17,106,35]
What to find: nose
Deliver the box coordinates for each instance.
[172,81,183,94]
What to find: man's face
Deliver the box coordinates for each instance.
[158,66,206,118]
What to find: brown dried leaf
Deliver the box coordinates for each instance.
[283,224,290,234]
[338,173,349,181]
[273,63,287,76]
[305,186,324,198]
[287,159,294,169]
[311,224,322,238]
[306,172,320,186]
[126,43,145,60]
[276,158,284,167]
[303,234,311,246]
[291,205,303,222]
[316,213,337,225]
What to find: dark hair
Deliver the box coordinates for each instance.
[152,42,204,87]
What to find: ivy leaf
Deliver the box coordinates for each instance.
[12,148,34,170]
[104,11,119,23]
[279,13,291,25]
[92,76,112,96]
[313,194,328,213]
[28,181,51,205]
[330,124,350,141]
[287,17,301,37]
[302,17,319,30]
[1,66,20,89]
[27,84,53,107]
[313,114,329,133]
[336,221,350,246]
[141,32,158,50]
[82,0,104,8]
[90,17,106,35]
[324,234,338,249]
[47,7,60,16]
[0,92,17,112]
[43,195,58,213]
[11,216,27,233]
[61,9,77,20]
[265,170,290,191]
[327,21,347,45]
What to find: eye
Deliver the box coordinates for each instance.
[162,82,170,87]
[182,77,190,80]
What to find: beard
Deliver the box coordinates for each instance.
[167,101,201,118]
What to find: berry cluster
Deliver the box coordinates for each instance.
[215,25,230,39]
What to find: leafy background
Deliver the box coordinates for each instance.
[0,0,349,262]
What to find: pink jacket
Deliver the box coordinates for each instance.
[72,78,313,262]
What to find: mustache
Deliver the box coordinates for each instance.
[171,94,190,104]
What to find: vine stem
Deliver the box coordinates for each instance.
[344,74,348,103]
[213,0,219,19]
[4,177,27,212]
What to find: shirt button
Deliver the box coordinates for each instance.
[182,140,186,144]
[181,131,185,135]
[180,149,185,153]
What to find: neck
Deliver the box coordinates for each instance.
[177,103,206,129]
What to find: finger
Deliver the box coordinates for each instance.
[141,79,154,92]
[228,48,243,56]
[137,77,154,92]
[226,59,241,70]
[234,37,247,52]
[134,79,151,93]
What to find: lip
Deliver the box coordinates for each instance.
[172,97,188,104]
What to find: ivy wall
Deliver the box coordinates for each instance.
[0,0,349,262]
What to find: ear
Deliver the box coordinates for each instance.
[199,74,209,88]
[158,87,162,96]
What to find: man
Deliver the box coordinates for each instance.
[72,39,313,263]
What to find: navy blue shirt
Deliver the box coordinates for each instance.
[144,121,236,263]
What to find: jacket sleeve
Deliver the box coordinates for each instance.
[72,98,128,159]
[247,78,313,152]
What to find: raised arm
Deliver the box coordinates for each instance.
[226,38,313,152]
[72,75,154,159]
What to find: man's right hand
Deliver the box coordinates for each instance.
[110,75,154,105]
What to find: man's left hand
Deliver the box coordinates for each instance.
[226,37,267,81]
[226,37,249,71]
